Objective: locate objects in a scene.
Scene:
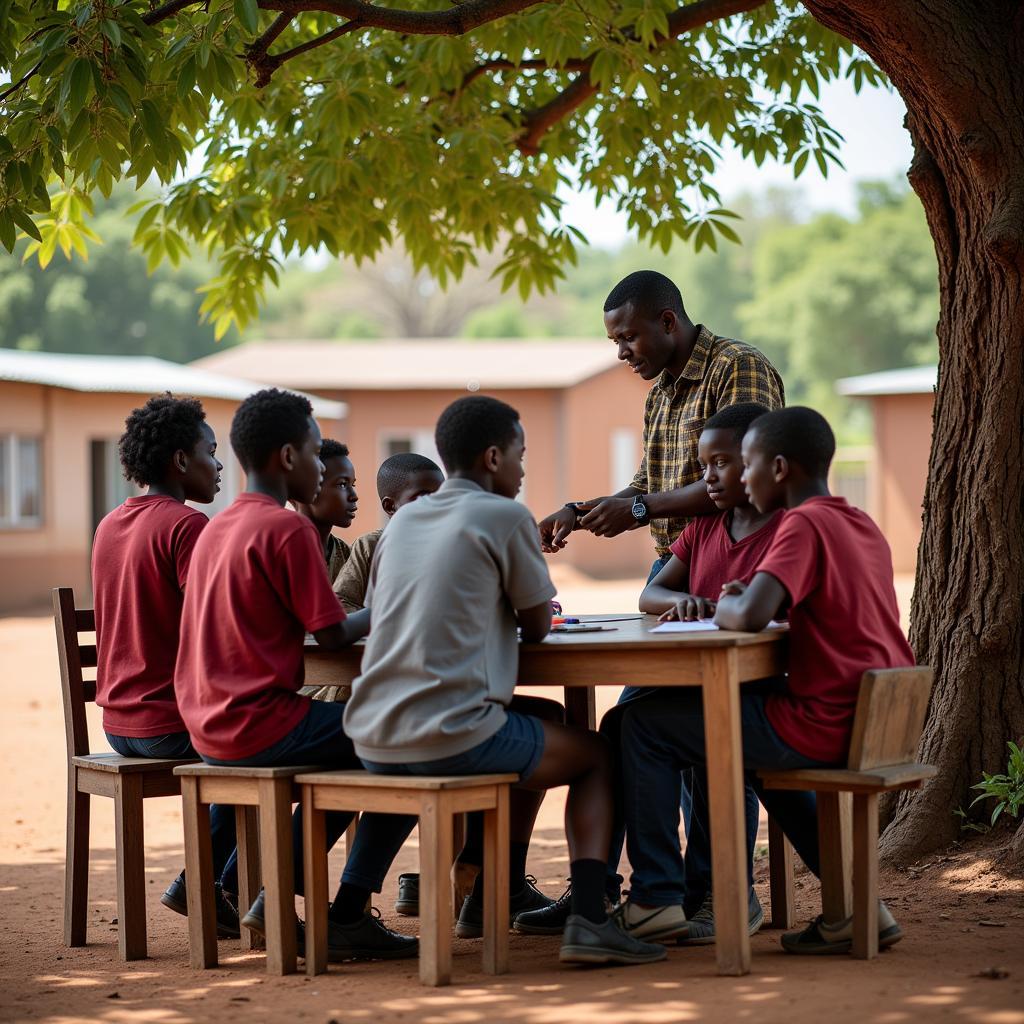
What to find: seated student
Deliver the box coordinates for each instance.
[616,406,913,954]
[92,394,239,935]
[344,395,667,966]
[334,452,444,614]
[292,438,359,584]
[174,388,418,961]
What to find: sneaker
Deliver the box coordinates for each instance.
[560,914,668,965]
[241,890,305,952]
[678,889,764,945]
[514,885,572,935]
[324,907,419,962]
[781,900,903,955]
[161,872,240,939]
[394,873,419,916]
[613,897,689,942]
[456,875,554,939]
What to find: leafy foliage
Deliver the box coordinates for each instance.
[970,741,1024,827]
[0,0,880,335]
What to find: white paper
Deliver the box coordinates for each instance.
[649,619,786,634]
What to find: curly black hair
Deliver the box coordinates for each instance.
[319,439,350,464]
[604,270,687,321]
[118,394,207,487]
[747,406,836,477]
[703,402,772,444]
[230,388,314,472]
[434,395,520,473]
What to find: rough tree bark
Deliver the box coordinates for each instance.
[804,0,1024,862]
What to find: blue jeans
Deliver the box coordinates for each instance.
[106,731,239,893]
[202,701,416,895]
[619,689,824,907]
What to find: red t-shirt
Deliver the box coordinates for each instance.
[175,493,345,760]
[756,497,914,764]
[92,495,208,737]
[669,510,783,599]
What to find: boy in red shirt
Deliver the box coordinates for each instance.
[617,406,914,954]
[175,388,417,961]
[92,395,239,934]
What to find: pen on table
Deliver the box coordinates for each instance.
[551,616,580,625]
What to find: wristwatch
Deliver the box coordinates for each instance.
[631,494,650,524]
[564,502,584,529]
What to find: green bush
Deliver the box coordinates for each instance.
[970,741,1024,826]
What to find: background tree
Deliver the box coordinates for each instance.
[1,0,1021,860]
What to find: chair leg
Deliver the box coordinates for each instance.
[235,806,263,951]
[181,777,218,968]
[303,789,329,977]
[816,791,852,923]
[64,774,90,947]
[113,774,148,961]
[481,787,510,976]
[767,816,795,930]
[343,813,359,859]
[418,793,454,986]
[258,777,297,976]
[852,793,879,959]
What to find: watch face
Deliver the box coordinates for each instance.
[632,501,647,520]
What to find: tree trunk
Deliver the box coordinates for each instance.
[803,0,1024,861]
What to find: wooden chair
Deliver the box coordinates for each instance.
[174,763,319,975]
[297,770,514,986]
[760,667,937,957]
[54,586,200,961]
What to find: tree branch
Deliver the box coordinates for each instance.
[251,18,363,85]
[141,0,209,26]
[0,60,42,104]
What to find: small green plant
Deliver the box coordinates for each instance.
[969,740,1024,826]
[953,806,990,834]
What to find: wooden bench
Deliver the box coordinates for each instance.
[297,770,515,986]
[54,587,203,961]
[760,666,937,957]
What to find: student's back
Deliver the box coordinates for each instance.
[345,478,553,763]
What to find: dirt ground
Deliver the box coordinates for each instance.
[1,569,1022,1024]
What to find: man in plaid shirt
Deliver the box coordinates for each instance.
[539,270,784,579]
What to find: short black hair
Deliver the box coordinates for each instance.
[604,270,686,321]
[118,393,207,487]
[748,406,836,477]
[376,452,443,499]
[319,439,350,465]
[703,402,772,445]
[230,388,314,472]
[434,396,521,473]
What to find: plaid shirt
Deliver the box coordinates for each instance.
[630,325,785,556]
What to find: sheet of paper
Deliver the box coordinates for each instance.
[649,620,787,634]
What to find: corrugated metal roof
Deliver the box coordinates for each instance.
[836,365,937,397]
[192,338,625,391]
[0,348,347,420]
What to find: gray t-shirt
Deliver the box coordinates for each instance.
[344,477,556,763]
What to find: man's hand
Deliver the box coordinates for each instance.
[719,579,748,599]
[578,495,640,538]
[658,595,717,622]
[539,506,578,552]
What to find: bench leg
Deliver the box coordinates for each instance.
[181,777,218,968]
[852,793,879,959]
[303,789,329,977]
[64,773,89,947]
[113,773,147,961]
[258,777,297,976]
[482,787,510,976]
[419,793,454,986]
[343,813,359,859]
[816,791,852,923]
[235,806,263,950]
[767,816,795,930]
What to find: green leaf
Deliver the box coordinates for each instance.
[234,0,259,33]
[10,205,42,242]
[66,57,94,115]
[0,211,16,252]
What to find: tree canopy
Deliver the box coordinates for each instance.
[0,0,882,337]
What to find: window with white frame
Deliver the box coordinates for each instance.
[0,434,43,528]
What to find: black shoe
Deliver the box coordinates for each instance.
[161,872,240,939]
[514,885,572,935]
[560,914,668,966]
[395,873,419,916]
[325,908,419,961]
[456,875,554,939]
[241,890,305,952]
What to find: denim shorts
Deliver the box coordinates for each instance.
[361,711,546,782]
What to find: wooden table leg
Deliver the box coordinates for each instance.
[563,686,596,730]
[701,648,751,976]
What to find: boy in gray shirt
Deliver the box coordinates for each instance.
[345,395,666,966]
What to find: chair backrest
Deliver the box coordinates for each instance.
[53,587,97,759]
[846,666,934,771]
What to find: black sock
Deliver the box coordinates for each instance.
[510,841,529,892]
[456,812,484,867]
[329,883,371,924]
[570,859,608,924]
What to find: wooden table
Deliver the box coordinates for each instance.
[304,614,787,976]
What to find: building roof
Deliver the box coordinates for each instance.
[0,348,347,420]
[192,339,624,391]
[836,365,938,397]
